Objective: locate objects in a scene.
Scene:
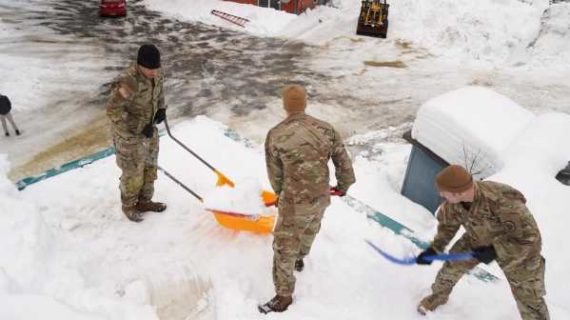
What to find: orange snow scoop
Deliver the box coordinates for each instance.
[209,190,278,233]
[162,117,278,233]
[158,167,277,234]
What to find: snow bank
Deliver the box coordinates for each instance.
[143,0,569,66]
[528,2,570,66]
[411,86,534,178]
[143,0,295,36]
[489,112,570,309]
[0,155,55,294]
[0,154,215,319]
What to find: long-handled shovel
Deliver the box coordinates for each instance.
[164,117,235,188]
[365,240,474,265]
[162,117,277,205]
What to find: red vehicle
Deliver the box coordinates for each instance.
[99,0,127,17]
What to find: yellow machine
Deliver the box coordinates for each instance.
[356,0,389,38]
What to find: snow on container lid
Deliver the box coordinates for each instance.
[412,86,534,179]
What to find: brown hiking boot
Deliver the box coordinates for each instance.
[258,295,293,314]
[417,293,448,315]
[294,259,304,272]
[122,205,143,223]
[136,201,167,213]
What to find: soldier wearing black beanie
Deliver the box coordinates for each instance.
[137,44,160,69]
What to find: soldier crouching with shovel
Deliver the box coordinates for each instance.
[416,165,549,319]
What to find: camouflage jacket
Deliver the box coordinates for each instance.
[265,113,356,204]
[432,181,542,271]
[106,63,165,138]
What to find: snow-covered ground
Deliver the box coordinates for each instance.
[2,109,570,319]
[1,0,570,319]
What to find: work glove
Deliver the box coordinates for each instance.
[330,186,346,197]
[472,245,497,264]
[154,108,166,124]
[142,124,154,138]
[416,247,437,265]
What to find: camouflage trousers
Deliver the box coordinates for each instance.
[429,236,549,320]
[113,131,159,207]
[272,198,329,296]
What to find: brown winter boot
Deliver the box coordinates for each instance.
[258,295,293,314]
[294,259,304,272]
[136,201,167,213]
[417,293,449,315]
[122,204,143,223]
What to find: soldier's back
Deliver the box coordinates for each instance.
[269,113,337,202]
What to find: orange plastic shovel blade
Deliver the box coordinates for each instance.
[215,171,235,188]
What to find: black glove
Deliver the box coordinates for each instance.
[416,247,437,265]
[472,245,497,264]
[154,108,166,124]
[142,124,154,138]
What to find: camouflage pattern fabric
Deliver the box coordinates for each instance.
[428,181,549,319]
[265,113,355,204]
[272,199,328,296]
[113,134,159,207]
[106,63,165,139]
[265,112,356,297]
[106,63,165,207]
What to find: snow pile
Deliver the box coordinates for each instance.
[490,112,570,308]
[0,155,54,294]
[528,2,570,65]
[391,0,547,65]
[411,86,534,178]
[0,155,154,319]
[0,153,214,319]
[202,178,275,216]
[143,0,296,36]
[143,0,570,66]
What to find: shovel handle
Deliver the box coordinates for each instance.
[164,117,236,187]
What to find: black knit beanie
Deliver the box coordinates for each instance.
[137,44,161,69]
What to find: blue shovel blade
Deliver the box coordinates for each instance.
[365,240,417,265]
[366,240,474,265]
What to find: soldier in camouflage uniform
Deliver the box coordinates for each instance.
[258,84,356,314]
[416,165,549,320]
[106,44,168,222]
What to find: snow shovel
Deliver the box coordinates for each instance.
[162,117,278,233]
[158,166,276,234]
[365,240,474,265]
